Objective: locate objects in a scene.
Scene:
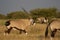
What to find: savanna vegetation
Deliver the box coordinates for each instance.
[0,8,60,19]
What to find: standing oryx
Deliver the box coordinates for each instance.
[4,19,35,35]
[4,7,36,35]
[45,19,60,40]
[37,17,48,24]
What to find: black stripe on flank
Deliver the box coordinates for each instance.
[13,27,27,33]
[13,27,22,31]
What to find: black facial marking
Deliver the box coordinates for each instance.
[5,20,10,26]
[51,29,57,37]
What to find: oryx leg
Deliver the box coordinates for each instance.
[51,29,57,37]
[23,30,27,35]
[13,27,27,34]
[22,30,26,33]
[50,29,57,40]
[5,27,12,34]
[13,27,22,34]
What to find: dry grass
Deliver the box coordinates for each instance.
[0,19,60,40]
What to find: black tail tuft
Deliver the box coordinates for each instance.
[45,23,50,37]
[45,26,48,37]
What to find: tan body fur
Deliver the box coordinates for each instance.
[50,20,60,31]
[7,19,31,31]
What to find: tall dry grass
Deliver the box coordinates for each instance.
[0,19,60,40]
